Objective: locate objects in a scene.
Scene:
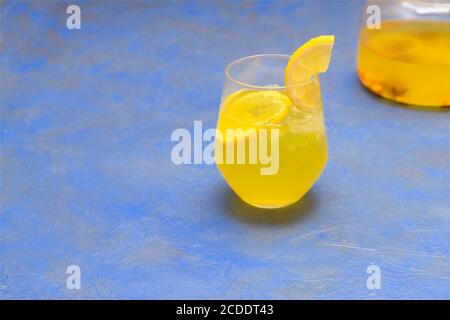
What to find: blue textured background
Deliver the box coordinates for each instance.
[1,0,449,299]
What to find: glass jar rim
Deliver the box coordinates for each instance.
[225,53,318,90]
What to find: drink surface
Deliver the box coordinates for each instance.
[215,89,327,208]
[357,20,450,107]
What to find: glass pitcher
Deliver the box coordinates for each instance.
[357,0,450,108]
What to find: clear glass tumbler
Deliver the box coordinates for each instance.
[214,54,328,209]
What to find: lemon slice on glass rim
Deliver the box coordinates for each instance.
[285,35,335,109]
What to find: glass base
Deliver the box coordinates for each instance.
[244,199,300,209]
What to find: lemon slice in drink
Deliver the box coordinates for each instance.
[285,35,334,109]
[225,90,291,125]
[216,90,290,156]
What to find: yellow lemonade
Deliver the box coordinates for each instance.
[215,89,327,208]
[357,20,450,107]
[215,36,334,209]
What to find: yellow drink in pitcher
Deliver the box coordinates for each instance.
[357,20,450,107]
[215,88,327,209]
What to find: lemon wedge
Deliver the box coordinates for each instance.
[285,35,334,109]
[285,35,335,83]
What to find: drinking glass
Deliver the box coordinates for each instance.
[357,0,450,107]
[214,54,328,209]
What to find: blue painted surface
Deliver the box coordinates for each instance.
[1,1,449,299]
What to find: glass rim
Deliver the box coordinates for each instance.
[225,53,318,90]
